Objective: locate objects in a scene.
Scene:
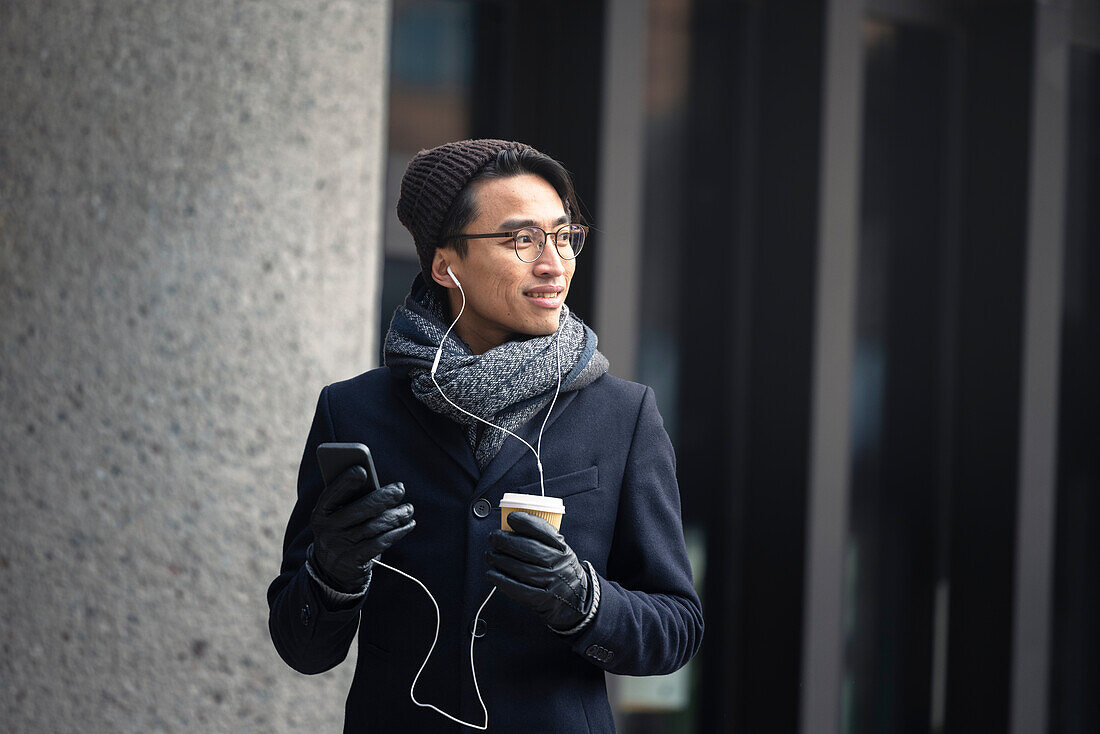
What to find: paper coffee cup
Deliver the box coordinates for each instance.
[499,493,565,531]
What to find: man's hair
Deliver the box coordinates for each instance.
[426,147,582,280]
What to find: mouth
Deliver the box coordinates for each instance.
[523,286,565,308]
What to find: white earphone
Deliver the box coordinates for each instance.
[387,257,563,730]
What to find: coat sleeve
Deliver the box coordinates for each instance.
[266,386,366,674]
[566,386,704,675]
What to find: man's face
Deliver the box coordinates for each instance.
[432,173,575,354]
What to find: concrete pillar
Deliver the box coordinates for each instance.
[0,2,390,731]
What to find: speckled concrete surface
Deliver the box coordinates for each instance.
[0,2,389,731]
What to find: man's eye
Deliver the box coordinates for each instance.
[514,231,536,247]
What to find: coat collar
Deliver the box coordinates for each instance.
[391,375,480,481]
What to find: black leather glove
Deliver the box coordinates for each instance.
[309,465,415,593]
[485,511,591,631]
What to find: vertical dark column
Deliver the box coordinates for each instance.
[679,1,748,727]
[845,22,953,734]
[474,0,606,325]
[680,2,824,731]
[744,6,823,733]
[873,27,946,730]
[944,5,1034,732]
[1050,44,1100,734]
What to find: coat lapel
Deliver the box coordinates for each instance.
[476,389,579,494]
[391,378,480,482]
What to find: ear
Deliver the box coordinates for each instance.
[431,247,460,289]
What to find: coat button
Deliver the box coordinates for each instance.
[299,603,312,626]
[470,618,487,638]
[472,498,491,518]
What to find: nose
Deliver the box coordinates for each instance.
[532,239,566,276]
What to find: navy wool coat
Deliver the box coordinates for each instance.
[268,367,704,733]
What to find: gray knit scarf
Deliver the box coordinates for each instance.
[384,276,609,469]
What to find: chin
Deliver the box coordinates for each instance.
[541,315,564,334]
[520,320,560,337]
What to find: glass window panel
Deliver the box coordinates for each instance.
[843,18,956,734]
[1050,44,1100,734]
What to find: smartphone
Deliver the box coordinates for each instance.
[316,442,382,493]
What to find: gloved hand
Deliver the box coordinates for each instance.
[309,465,416,593]
[485,511,591,631]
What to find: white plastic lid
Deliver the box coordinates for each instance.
[499,492,565,514]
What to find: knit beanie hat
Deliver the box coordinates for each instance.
[397,139,533,277]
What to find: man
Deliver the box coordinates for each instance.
[268,139,703,732]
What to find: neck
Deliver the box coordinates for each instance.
[456,326,507,356]
[445,288,507,355]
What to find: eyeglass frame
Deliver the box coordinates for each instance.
[442,223,588,263]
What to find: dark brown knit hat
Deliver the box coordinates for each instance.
[397,139,532,273]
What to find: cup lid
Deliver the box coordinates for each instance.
[499,492,565,514]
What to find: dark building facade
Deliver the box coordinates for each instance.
[382,2,1100,733]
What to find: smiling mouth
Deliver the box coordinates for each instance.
[524,288,563,300]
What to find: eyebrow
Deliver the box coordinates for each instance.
[498,214,570,230]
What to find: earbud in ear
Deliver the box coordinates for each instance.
[446,265,461,287]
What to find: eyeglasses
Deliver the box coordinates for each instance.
[447,224,588,263]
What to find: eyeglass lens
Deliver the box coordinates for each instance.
[514,225,585,262]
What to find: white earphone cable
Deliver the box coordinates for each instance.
[372,559,494,730]
[432,267,563,497]
[370,267,564,729]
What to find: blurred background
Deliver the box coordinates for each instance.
[1,0,1097,732]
